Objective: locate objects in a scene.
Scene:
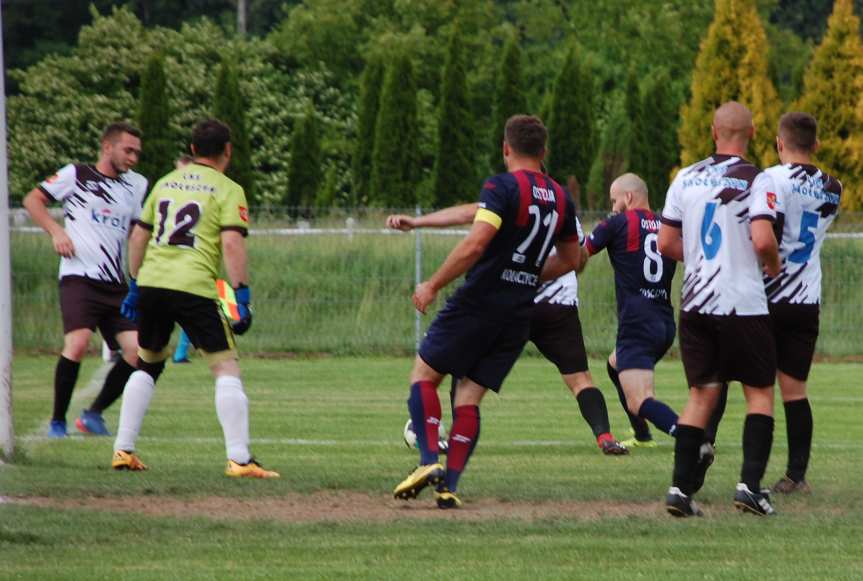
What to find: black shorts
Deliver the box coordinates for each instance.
[137,286,235,362]
[529,302,588,375]
[769,302,819,381]
[418,297,530,392]
[679,311,776,388]
[59,275,136,348]
[616,314,676,372]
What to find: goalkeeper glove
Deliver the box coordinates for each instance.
[232,284,253,335]
[121,278,140,321]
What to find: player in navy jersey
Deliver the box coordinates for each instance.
[756,113,841,494]
[392,115,585,509]
[584,174,682,446]
[659,102,781,517]
[22,122,147,439]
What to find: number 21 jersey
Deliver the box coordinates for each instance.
[757,164,841,304]
[661,155,775,316]
[137,163,249,299]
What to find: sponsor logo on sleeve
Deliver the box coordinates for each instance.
[45,174,59,184]
[766,192,777,209]
[238,206,249,223]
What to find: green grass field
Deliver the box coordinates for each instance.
[1,354,862,579]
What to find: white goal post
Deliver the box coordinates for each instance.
[0,4,15,460]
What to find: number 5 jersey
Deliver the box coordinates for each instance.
[136,163,249,299]
[754,163,841,305]
[660,154,775,316]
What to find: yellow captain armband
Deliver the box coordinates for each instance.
[475,208,502,230]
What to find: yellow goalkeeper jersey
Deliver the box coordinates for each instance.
[137,163,249,299]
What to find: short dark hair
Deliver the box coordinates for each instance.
[192,119,231,158]
[778,112,817,153]
[504,115,547,158]
[101,122,141,142]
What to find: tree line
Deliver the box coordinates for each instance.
[6,0,863,211]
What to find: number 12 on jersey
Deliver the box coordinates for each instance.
[155,199,202,248]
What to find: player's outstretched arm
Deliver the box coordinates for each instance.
[540,239,586,282]
[413,220,497,313]
[658,223,684,262]
[22,188,75,258]
[127,223,152,278]
[751,219,781,277]
[386,203,479,231]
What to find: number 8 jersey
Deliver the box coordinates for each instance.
[661,154,775,316]
[137,163,249,299]
[756,164,841,304]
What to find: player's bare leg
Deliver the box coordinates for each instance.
[773,372,812,493]
[211,356,278,478]
[394,356,447,500]
[49,328,93,438]
[78,330,139,436]
[734,385,776,515]
[562,370,627,455]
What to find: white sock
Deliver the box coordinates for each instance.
[215,375,251,464]
[113,370,155,452]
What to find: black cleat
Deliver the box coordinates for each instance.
[600,439,629,456]
[734,483,776,516]
[772,475,811,495]
[692,442,715,494]
[665,486,703,517]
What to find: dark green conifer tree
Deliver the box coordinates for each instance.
[136,52,173,183]
[351,57,384,206]
[489,33,528,174]
[286,103,321,209]
[214,57,255,200]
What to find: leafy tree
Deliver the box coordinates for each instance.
[286,103,322,209]
[585,97,630,210]
[624,69,643,174]
[369,54,420,208]
[351,57,384,206]
[800,0,863,210]
[432,21,476,207]
[638,69,681,207]
[678,0,781,168]
[547,45,596,206]
[489,32,528,174]
[214,56,255,200]
[136,52,174,183]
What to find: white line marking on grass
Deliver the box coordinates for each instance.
[25,361,112,440]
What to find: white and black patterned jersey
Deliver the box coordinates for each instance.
[534,214,584,307]
[39,164,148,286]
[758,163,841,304]
[661,154,775,316]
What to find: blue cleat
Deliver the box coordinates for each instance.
[48,420,67,439]
[75,410,111,436]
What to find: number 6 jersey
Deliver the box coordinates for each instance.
[136,163,249,299]
[661,154,775,316]
[755,163,841,304]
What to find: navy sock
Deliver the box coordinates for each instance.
[638,398,679,436]
[784,398,813,482]
[444,405,480,492]
[576,387,611,439]
[607,361,651,440]
[672,424,705,496]
[53,356,80,422]
[741,413,774,492]
[407,381,441,465]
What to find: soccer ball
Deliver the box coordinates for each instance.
[403,418,449,453]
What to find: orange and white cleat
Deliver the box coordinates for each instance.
[225,458,280,479]
[112,450,148,471]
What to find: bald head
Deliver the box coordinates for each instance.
[609,172,650,212]
[713,101,754,144]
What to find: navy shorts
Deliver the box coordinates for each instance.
[418,297,530,392]
[616,314,676,372]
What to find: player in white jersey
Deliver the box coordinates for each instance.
[755,112,841,494]
[23,122,148,439]
[387,201,629,456]
[658,102,782,517]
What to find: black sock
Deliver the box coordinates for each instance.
[784,399,813,482]
[89,358,136,413]
[52,356,81,422]
[607,361,651,440]
[705,382,728,444]
[672,424,705,496]
[576,387,611,438]
[741,413,774,492]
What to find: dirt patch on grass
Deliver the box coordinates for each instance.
[12,492,663,523]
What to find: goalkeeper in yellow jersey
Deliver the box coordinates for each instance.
[110,119,278,478]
